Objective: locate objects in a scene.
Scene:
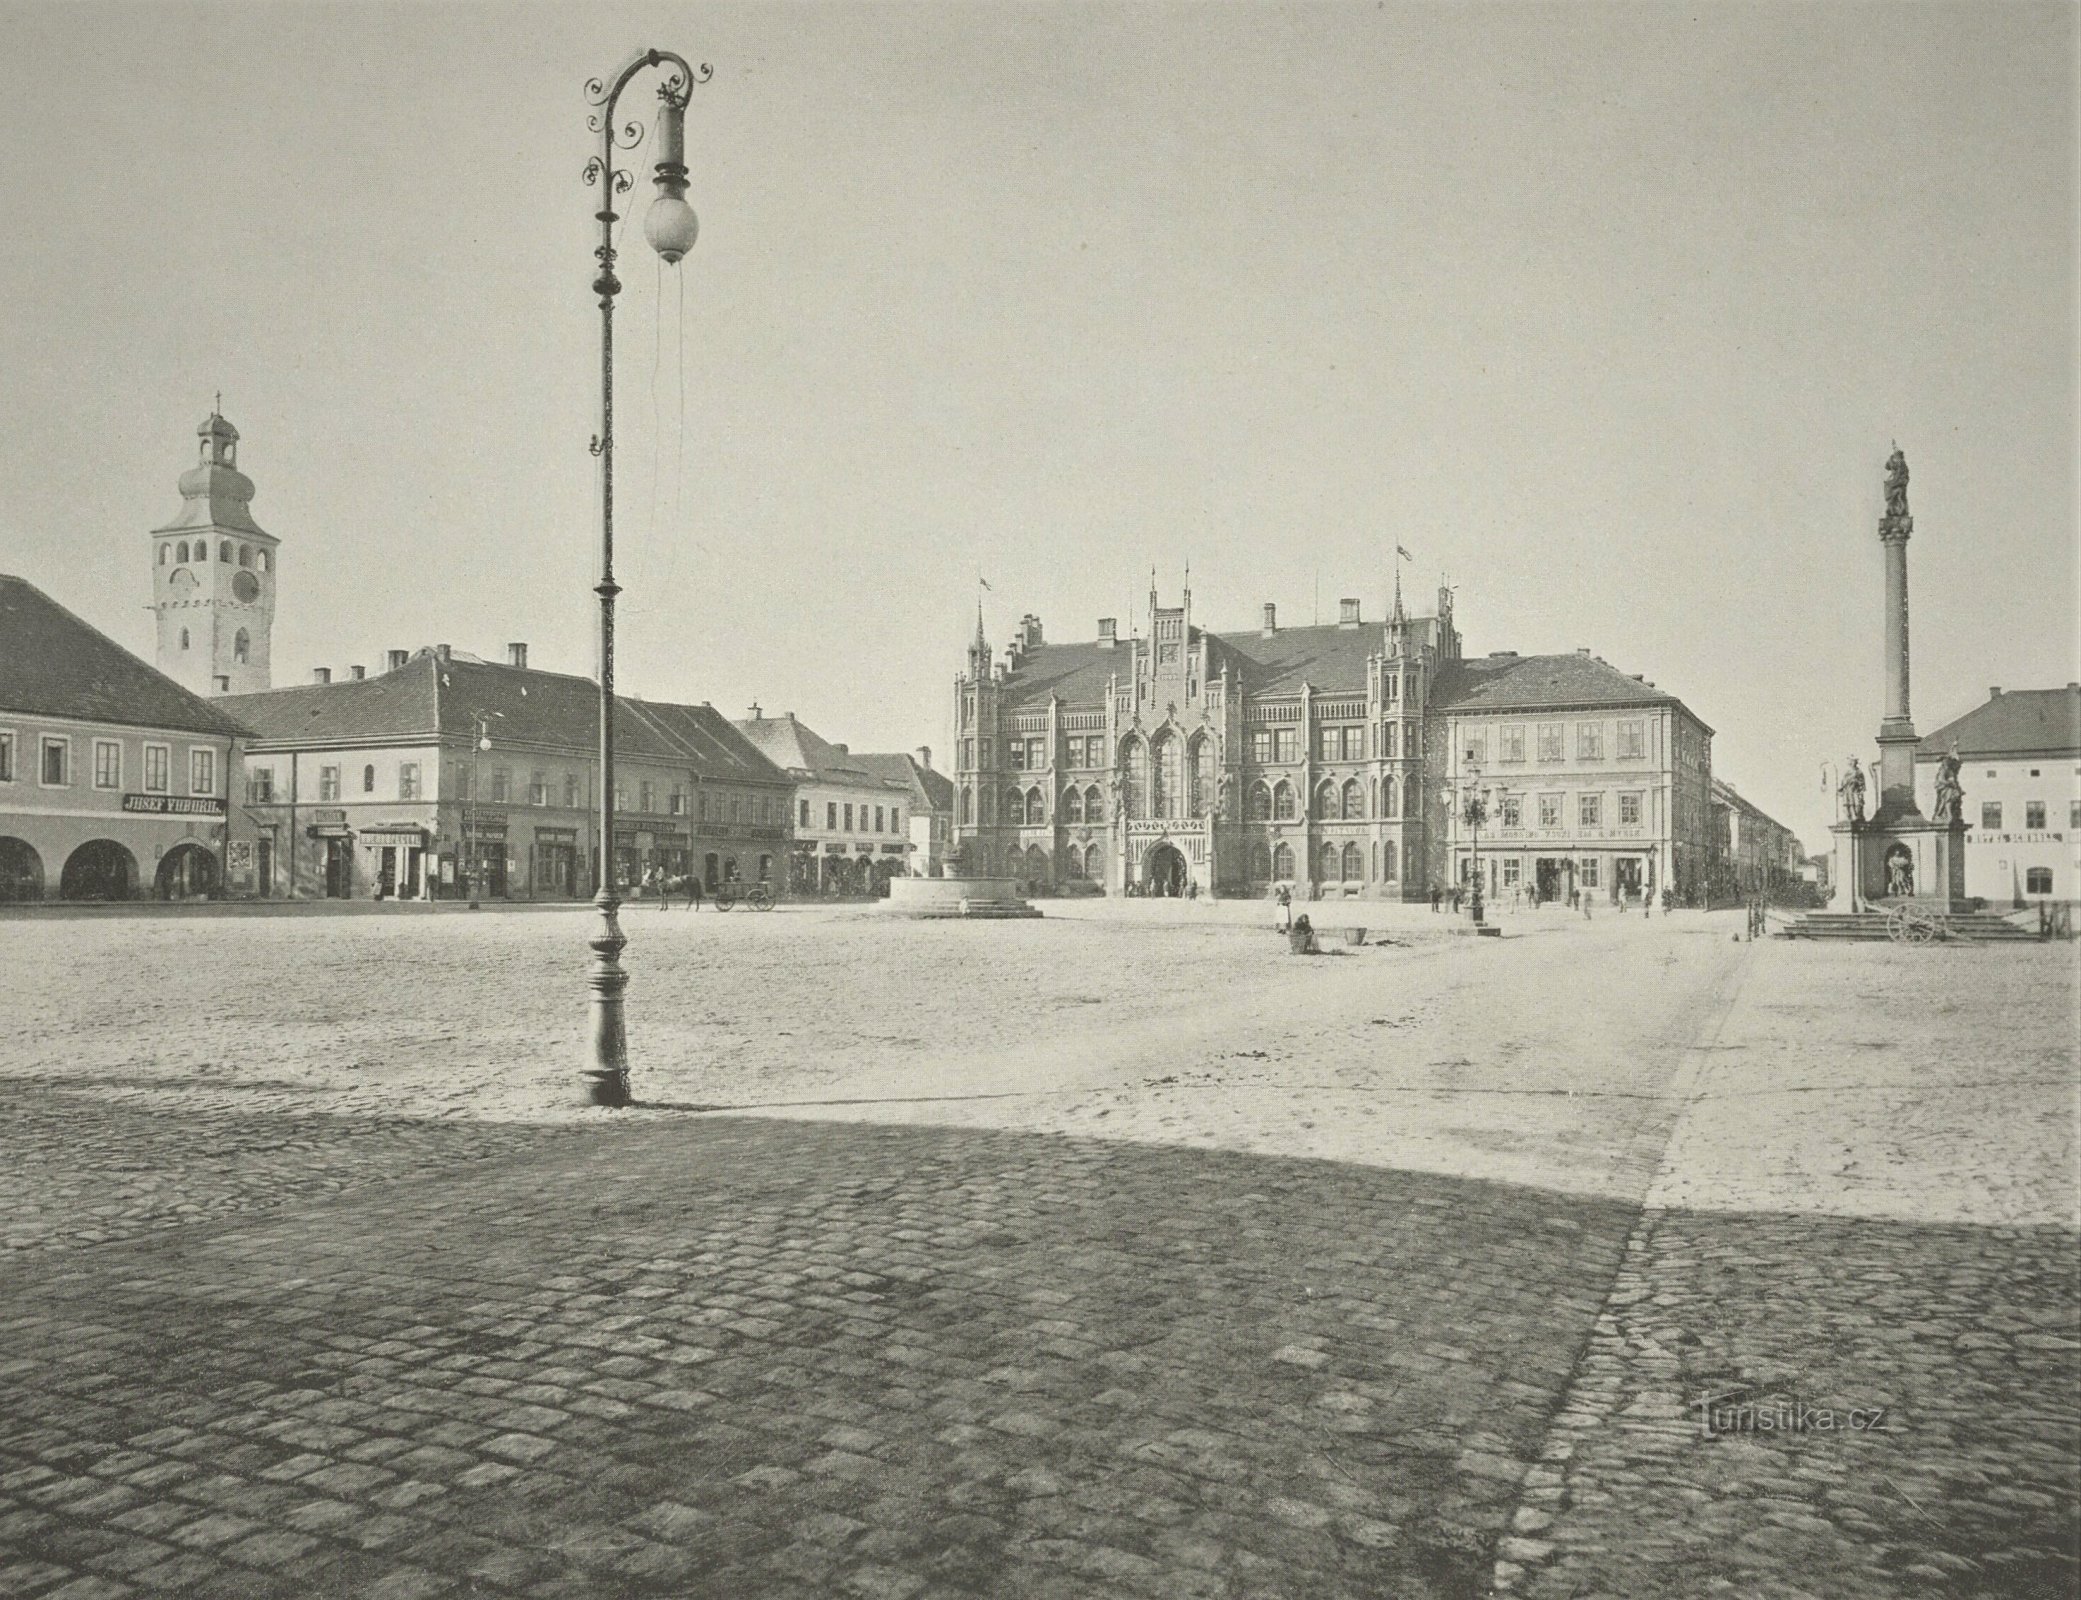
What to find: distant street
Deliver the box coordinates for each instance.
[0,906,2074,1598]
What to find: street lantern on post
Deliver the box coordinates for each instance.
[466,712,499,909]
[1446,758,1492,927]
[580,47,709,1107]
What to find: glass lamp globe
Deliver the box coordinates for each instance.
[646,196,699,264]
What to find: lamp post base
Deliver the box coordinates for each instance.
[583,890,632,1106]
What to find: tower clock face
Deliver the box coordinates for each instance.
[232,571,260,603]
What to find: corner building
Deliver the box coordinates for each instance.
[952,581,1716,903]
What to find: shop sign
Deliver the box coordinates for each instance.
[879,844,908,855]
[122,793,225,817]
[823,842,847,854]
[311,808,348,826]
[362,824,429,839]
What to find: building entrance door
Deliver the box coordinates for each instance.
[1535,857,1567,906]
[1146,843,1187,897]
[256,837,275,898]
[325,838,353,898]
[1614,856,1643,902]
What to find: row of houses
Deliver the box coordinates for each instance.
[0,574,953,903]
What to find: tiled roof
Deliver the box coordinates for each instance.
[1918,686,2081,760]
[1210,624,1388,697]
[996,643,1131,710]
[0,574,249,738]
[221,653,789,784]
[1432,653,1704,728]
[853,752,956,814]
[734,715,907,791]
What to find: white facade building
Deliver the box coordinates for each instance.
[1917,685,2081,906]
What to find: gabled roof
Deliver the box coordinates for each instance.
[995,642,1130,711]
[1209,623,1389,698]
[1432,652,1707,730]
[220,652,789,785]
[1918,686,2081,760]
[853,751,956,814]
[0,574,249,738]
[733,714,908,791]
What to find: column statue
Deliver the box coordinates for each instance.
[1837,757,1867,823]
[1931,750,1965,826]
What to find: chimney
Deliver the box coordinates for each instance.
[1097,617,1117,648]
[1577,646,1592,655]
[435,643,452,663]
[915,746,932,770]
[349,665,366,681]
[834,743,848,756]
[1338,597,1361,628]
[1261,603,1277,637]
[1022,614,1044,649]
[748,702,763,720]
[386,649,409,672]
[1989,686,2002,698]
[508,642,528,669]
[311,667,332,684]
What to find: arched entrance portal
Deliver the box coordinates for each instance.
[1145,842,1187,898]
[156,842,219,901]
[59,840,138,902]
[0,838,44,902]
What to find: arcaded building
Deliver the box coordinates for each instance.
[951,580,1717,903]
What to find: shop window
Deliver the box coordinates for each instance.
[2026,867,2053,895]
[1502,859,1521,887]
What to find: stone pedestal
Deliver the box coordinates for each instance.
[1830,817,1969,914]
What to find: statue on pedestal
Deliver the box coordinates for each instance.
[1216,773,1234,822]
[1885,845,1914,898]
[1838,757,1867,823]
[1883,446,1911,522]
[1932,749,1965,825]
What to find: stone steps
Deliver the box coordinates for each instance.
[1777,910,2042,943]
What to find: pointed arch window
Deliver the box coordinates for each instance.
[1084,841,1104,881]
[1382,775,1398,818]
[1122,736,1148,820]
[1314,780,1337,820]
[1272,841,1295,881]
[1150,733,1180,820]
[1062,786,1082,824]
[1319,842,1340,882]
[1383,840,1399,881]
[1273,781,1295,822]
[1342,841,1363,882]
[1026,786,1045,825]
[959,787,973,825]
[1248,781,1272,821]
[1005,788,1024,824]
[1342,777,1363,819]
[1084,784,1103,823]
[1187,735,1213,819]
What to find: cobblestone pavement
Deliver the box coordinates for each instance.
[0,909,2073,1598]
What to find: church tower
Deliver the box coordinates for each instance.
[151,411,279,696]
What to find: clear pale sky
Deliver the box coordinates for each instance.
[1,1,2072,847]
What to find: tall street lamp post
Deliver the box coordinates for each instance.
[466,712,499,909]
[1447,759,1492,927]
[580,48,708,1107]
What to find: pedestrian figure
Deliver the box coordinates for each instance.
[1581,891,1592,920]
[1430,885,1442,912]
[1276,884,1293,932]
[1287,914,1320,955]
[685,874,703,911]
[641,864,662,909]
[1451,886,1463,914]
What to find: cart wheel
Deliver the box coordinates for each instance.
[1886,907,1911,944]
[714,891,735,912]
[751,886,775,911]
[1909,917,1938,945]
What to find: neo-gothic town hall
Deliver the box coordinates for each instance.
[953,580,1718,903]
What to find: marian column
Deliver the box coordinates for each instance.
[1873,446,1919,819]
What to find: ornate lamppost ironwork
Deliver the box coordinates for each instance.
[1448,759,1492,927]
[580,47,709,1106]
